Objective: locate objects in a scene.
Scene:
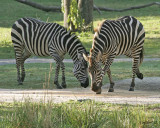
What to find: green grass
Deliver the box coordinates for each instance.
[0,0,160,59]
[0,100,160,128]
[0,1,160,127]
[0,60,160,89]
[0,63,77,89]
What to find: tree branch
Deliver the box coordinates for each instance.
[94,2,160,12]
[15,0,160,13]
[15,0,61,12]
[93,5,102,14]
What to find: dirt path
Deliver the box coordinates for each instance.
[0,77,160,105]
[1,58,160,65]
[0,58,160,104]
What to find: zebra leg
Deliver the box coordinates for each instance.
[54,61,63,89]
[21,50,31,82]
[49,49,63,89]
[102,56,115,92]
[14,50,23,85]
[129,57,139,91]
[49,51,63,89]
[61,62,67,88]
[20,61,25,82]
[107,69,115,92]
[16,60,22,85]
[125,49,143,80]
[136,68,143,80]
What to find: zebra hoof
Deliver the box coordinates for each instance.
[96,88,102,94]
[21,74,25,82]
[21,77,25,82]
[62,85,67,88]
[108,88,114,92]
[18,82,23,85]
[54,81,63,89]
[56,85,63,89]
[96,91,101,94]
[137,73,143,80]
[61,83,67,88]
[129,87,134,91]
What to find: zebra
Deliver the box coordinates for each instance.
[83,16,145,94]
[11,17,89,89]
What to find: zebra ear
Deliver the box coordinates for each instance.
[96,52,101,62]
[83,53,89,62]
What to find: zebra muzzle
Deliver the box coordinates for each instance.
[91,82,102,93]
[81,78,89,88]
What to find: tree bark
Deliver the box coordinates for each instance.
[63,0,71,28]
[78,0,93,26]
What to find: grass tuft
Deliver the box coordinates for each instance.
[0,100,160,128]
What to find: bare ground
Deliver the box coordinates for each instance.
[0,58,160,104]
[0,77,160,105]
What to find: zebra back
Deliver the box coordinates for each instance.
[11,18,88,63]
[92,16,145,57]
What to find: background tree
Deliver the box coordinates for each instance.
[63,0,93,32]
[63,0,71,29]
[15,0,160,32]
[78,0,93,31]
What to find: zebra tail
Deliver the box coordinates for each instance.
[139,47,144,67]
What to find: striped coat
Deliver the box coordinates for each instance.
[83,16,145,94]
[11,18,89,88]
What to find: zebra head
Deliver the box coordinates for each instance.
[83,51,103,94]
[73,52,89,88]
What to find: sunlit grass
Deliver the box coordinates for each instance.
[0,60,160,89]
[0,28,11,46]
[0,0,160,59]
[0,100,160,128]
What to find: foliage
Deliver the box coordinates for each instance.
[67,0,85,31]
[61,0,64,13]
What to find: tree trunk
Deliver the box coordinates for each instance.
[63,0,71,28]
[78,0,93,31]
[63,0,93,31]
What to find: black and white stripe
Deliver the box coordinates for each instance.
[11,18,89,88]
[84,16,145,93]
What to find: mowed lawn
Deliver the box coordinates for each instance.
[0,0,160,58]
[0,1,160,127]
[0,60,160,89]
[0,0,160,89]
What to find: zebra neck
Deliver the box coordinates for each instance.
[66,35,86,64]
[71,50,84,64]
[90,48,101,59]
[69,49,85,64]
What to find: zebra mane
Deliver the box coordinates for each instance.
[90,48,95,58]
[68,31,78,40]
[26,17,46,24]
[62,30,88,56]
[91,20,106,58]
[92,20,105,52]
[94,20,106,36]
[69,31,88,53]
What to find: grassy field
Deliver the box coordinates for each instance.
[0,60,160,89]
[0,100,160,128]
[0,1,160,127]
[0,0,160,58]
